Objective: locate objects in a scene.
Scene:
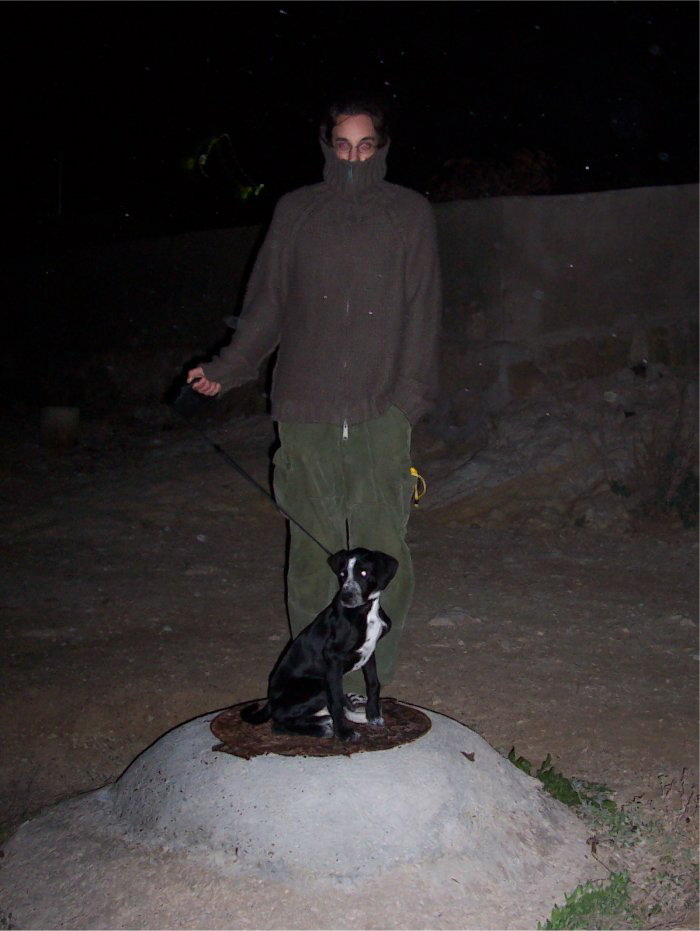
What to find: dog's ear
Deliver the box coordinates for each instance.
[373,552,399,590]
[328,550,349,576]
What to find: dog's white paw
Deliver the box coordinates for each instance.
[319,718,335,738]
[367,715,385,727]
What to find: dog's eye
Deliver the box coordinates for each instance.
[360,570,367,577]
[339,570,346,578]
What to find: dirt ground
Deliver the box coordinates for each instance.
[1,404,698,928]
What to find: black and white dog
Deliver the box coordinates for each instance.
[241,548,398,742]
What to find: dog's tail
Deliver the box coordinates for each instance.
[240,700,271,725]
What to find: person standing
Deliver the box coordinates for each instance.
[188,95,442,696]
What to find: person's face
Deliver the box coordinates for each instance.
[331,113,378,162]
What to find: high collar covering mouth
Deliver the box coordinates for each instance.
[321,139,389,198]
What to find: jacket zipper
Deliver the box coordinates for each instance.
[342,295,351,440]
[340,168,358,438]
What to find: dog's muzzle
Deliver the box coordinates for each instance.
[340,581,365,607]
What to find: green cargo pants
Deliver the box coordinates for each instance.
[272,405,416,691]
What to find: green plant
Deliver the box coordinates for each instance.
[538,872,639,929]
[508,748,617,811]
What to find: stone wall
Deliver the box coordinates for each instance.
[433,183,698,443]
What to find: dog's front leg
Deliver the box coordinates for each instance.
[362,654,384,726]
[326,660,359,742]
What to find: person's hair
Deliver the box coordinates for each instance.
[320,95,390,148]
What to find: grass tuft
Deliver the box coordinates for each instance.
[538,871,639,929]
[508,748,616,810]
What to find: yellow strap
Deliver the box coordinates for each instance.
[410,467,427,505]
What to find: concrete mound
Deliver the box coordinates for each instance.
[0,703,606,929]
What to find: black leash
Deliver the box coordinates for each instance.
[170,383,334,557]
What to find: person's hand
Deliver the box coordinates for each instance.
[187,366,221,397]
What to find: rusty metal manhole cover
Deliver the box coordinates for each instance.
[211,698,432,758]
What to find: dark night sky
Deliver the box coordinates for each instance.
[3,0,698,235]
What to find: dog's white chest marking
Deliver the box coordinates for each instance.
[351,599,386,672]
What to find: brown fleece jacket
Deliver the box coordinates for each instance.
[202,142,442,426]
